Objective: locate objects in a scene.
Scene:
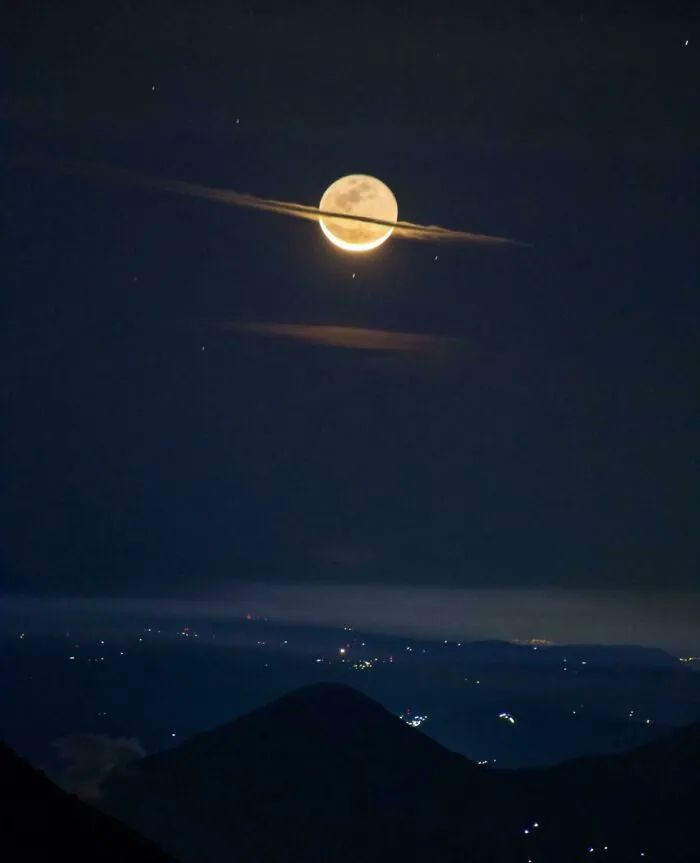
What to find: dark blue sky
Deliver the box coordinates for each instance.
[2,2,698,598]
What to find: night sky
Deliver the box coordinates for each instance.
[3,1,698,608]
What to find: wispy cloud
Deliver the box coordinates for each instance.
[218,321,464,353]
[56,161,527,247]
[51,734,145,801]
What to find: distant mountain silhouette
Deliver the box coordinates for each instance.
[0,741,175,862]
[102,682,699,862]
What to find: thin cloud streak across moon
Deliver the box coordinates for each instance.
[218,322,463,353]
[60,161,527,247]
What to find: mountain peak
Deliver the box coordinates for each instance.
[153,681,457,768]
[244,681,403,724]
[102,688,700,863]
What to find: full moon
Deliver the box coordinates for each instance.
[319,175,398,252]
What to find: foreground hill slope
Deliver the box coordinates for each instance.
[0,741,175,862]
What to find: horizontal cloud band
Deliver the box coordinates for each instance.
[59,161,528,247]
